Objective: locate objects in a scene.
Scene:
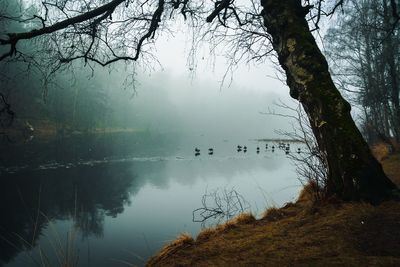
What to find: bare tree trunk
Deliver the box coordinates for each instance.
[386,42,400,143]
[383,0,400,142]
[261,0,397,202]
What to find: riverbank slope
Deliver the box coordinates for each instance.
[147,152,400,266]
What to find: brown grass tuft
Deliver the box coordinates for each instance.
[148,232,194,265]
[215,212,256,232]
[197,213,255,242]
[381,153,400,186]
[231,212,256,224]
[196,227,217,242]
[215,218,236,232]
[261,207,286,222]
[372,143,392,161]
[297,180,322,204]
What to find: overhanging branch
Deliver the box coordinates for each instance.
[0,0,126,61]
[133,0,165,60]
[206,0,232,23]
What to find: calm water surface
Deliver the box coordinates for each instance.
[0,132,302,266]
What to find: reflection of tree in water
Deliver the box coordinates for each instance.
[0,162,135,265]
[0,132,180,265]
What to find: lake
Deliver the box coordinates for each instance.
[0,132,302,266]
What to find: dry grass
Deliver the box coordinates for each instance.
[148,200,400,267]
[261,207,286,222]
[147,153,400,267]
[215,212,255,232]
[372,143,392,161]
[217,212,255,230]
[196,228,217,242]
[296,180,323,204]
[381,153,400,186]
[214,219,236,232]
[196,213,255,242]
[147,233,194,265]
[232,212,256,224]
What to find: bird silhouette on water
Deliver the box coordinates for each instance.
[278,142,285,149]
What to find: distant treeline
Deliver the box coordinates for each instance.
[0,2,142,135]
[326,0,400,145]
[0,61,140,134]
[256,138,304,143]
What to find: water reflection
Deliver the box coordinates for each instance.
[0,133,301,266]
[0,162,137,265]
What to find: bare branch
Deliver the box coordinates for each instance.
[0,0,125,61]
[193,187,250,227]
[0,92,15,128]
[206,0,231,23]
[134,0,165,60]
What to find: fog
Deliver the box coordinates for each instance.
[0,1,294,141]
[0,2,304,266]
[1,32,295,141]
[108,69,293,139]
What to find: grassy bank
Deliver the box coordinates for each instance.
[147,153,400,266]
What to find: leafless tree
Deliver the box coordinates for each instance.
[0,0,398,202]
[265,100,328,200]
[193,187,250,227]
[325,0,400,145]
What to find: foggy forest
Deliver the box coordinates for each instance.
[0,0,399,266]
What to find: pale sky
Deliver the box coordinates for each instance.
[125,25,296,139]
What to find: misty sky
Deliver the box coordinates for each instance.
[0,2,297,140]
[115,27,295,139]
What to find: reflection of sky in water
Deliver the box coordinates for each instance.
[1,134,302,267]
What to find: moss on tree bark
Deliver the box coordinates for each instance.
[261,0,397,202]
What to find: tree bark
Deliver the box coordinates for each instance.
[383,1,400,142]
[261,0,397,202]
